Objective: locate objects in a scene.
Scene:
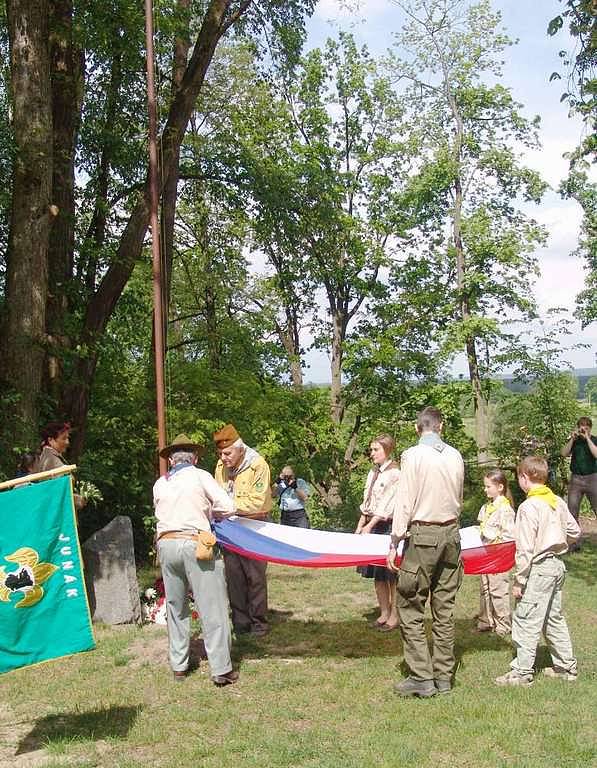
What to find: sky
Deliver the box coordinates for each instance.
[297,0,596,382]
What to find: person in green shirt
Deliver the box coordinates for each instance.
[561,416,597,551]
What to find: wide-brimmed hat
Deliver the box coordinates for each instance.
[159,433,206,459]
[213,423,240,449]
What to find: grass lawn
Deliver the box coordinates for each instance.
[1,524,596,768]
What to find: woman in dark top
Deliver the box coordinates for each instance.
[38,421,72,472]
[38,422,86,509]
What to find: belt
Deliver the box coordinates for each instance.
[157,531,200,542]
[410,519,458,527]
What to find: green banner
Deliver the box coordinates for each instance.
[0,474,95,674]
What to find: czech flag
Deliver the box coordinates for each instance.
[213,518,514,574]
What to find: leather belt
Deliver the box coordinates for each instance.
[157,531,200,542]
[411,519,458,527]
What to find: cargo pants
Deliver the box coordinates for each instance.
[396,521,464,682]
[158,538,233,676]
[510,555,577,678]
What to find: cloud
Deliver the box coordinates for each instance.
[522,140,583,188]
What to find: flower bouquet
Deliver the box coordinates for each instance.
[140,577,199,624]
[74,480,103,505]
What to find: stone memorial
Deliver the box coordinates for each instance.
[82,516,142,625]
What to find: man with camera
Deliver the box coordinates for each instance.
[561,416,597,549]
[273,466,310,528]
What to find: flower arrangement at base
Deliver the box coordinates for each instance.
[140,577,199,625]
[141,583,167,625]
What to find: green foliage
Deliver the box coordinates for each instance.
[490,316,585,493]
[559,161,597,328]
[383,1,549,462]
[548,0,597,119]
[585,376,597,409]
[392,0,548,376]
[75,261,157,548]
[491,376,581,494]
[548,2,596,327]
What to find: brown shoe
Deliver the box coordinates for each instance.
[212,669,239,687]
[173,669,188,682]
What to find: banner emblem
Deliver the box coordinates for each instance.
[0,547,59,608]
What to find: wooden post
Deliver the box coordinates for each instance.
[144,0,168,475]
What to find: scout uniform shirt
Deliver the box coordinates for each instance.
[214,447,273,519]
[514,493,580,588]
[360,460,400,520]
[478,496,515,544]
[153,464,234,535]
[391,433,464,541]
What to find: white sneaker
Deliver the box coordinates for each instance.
[543,667,577,682]
[495,670,533,687]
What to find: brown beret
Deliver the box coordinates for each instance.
[213,423,240,449]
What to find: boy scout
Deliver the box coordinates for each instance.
[495,455,580,687]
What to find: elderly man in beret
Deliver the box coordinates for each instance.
[153,434,239,685]
[213,424,273,636]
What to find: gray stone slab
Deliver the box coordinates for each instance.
[82,516,142,625]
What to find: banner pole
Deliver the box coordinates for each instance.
[0,465,77,492]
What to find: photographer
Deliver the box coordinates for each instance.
[561,416,597,549]
[273,466,310,528]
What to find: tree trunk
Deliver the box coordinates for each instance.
[330,310,345,424]
[443,49,490,463]
[465,335,490,462]
[276,304,303,392]
[453,172,490,462]
[45,0,83,407]
[63,0,250,458]
[204,282,221,370]
[160,0,191,336]
[81,46,122,293]
[1,0,53,445]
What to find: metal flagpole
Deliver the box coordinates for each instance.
[144,0,168,475]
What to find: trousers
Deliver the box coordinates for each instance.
[478,571,511,634]
[510,556,576,677]
[280,509,310,528]
[158,539,232,675]
[567,472,597,520]
[396,522,464,682]
[223,549,268,633]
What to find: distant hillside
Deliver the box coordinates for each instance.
[305,369,597,397]
[500,368,597,396]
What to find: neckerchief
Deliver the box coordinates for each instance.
[166,462,193,480]
[362,466,381,513]
[418,432,445,452]
[479,495,511,537]
[527,484,558,509]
